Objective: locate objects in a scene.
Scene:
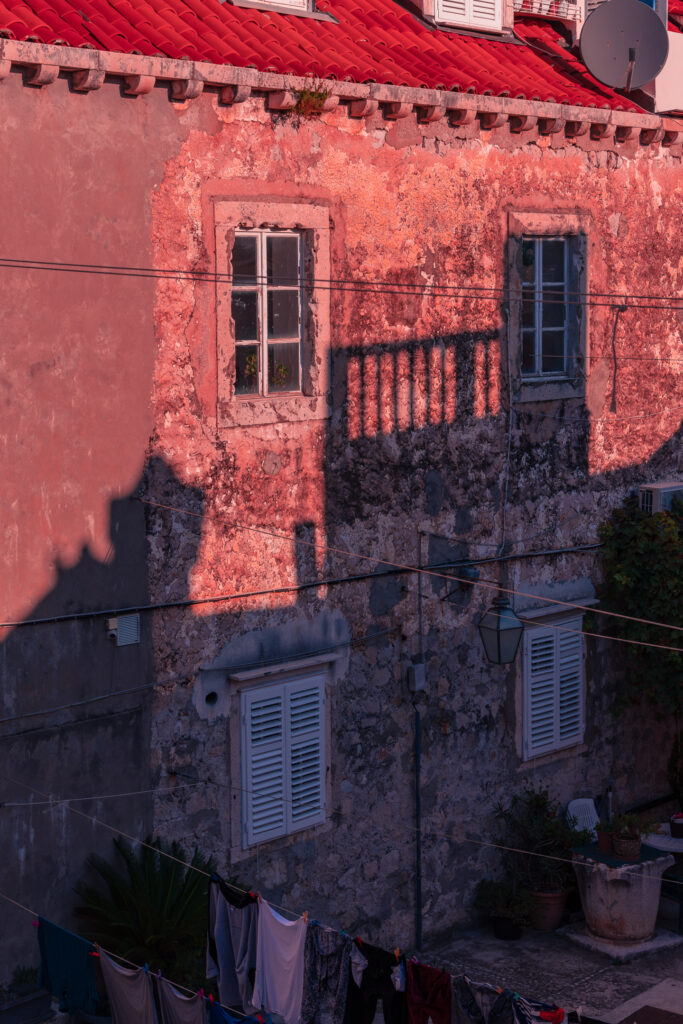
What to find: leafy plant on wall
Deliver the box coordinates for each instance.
[596,496,683,803]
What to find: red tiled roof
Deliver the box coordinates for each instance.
[0,0,649,111]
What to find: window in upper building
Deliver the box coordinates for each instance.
[434,0,503,31]
[520,236,569,379]
[232,230,303,397]
[214,198,331,429]
[522,616,584,760]
[241,673,327,847]
[507,211,588,403]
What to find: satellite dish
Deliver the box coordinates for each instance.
[580,0,669,92]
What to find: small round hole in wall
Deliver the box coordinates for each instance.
[205,691,218,706]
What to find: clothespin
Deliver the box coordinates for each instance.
[32,920,39,928]
[257,890,262,903]
[303,910,309,923]
[143,963,149,974]
[199,988,204,999]
[394,947,400,962]
[208,993,214,1003]
[156,969,162,979]
[88,951,100,958]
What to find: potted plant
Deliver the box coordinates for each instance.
[473,879,532,940]
[494,787,592,931]
[611,813,643,861]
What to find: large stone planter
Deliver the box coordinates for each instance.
[573,845,674,942]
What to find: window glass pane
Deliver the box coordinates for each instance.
[542,288,566,328]
[521,239,535,284]
[267,235,299,286]
[522,293,535,328]
[541,331,565,374]
[235,344,260,395]
[542,240,565,283]
[268,290,300,339]
[232,291,257,340]
[522,330,536,375]
[232,235,257,285]
[268,342,300,392]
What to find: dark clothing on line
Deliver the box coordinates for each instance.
[406,961,451,1024]
[452,976,515,1024]
[301,922,352,1024]
[343,941,408,1024]
[208,1000,272,1024]
[37,916,103,1016]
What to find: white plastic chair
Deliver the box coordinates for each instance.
[567,798,600,840]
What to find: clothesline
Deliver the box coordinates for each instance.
[5,770,679,901]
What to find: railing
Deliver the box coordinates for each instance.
[513,0,584,21]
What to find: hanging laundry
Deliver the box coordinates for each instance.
[511,993,564,1024]
[207,875,258,1010]
[207,998,273,1023]
[99,950,157,1024]
[343,941,408,1024]
[157,976,205,1024]
[252,899,307,1024]
[452,976,515,1024]
[301,922,352,1024]
[350,943,368,988]
[37,916,103,1016]
[406,961,451,1024]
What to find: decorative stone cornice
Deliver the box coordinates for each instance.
[0,38,678,148]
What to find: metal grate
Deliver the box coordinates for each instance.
[116,613,140,646]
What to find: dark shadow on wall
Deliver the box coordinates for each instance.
[0,456,203,975]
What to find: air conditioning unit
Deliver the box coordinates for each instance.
[638,481,683,514]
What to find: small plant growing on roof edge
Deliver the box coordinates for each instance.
[293,77,331,117]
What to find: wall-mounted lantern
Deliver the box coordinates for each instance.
[477,597,524,665]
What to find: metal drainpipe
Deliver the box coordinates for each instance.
[415,528,424,951]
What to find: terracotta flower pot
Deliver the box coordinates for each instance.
[596,829,613,855]
[527,890,567,931]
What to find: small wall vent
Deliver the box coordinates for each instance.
[638,481,683,514]
[106,613,141,646]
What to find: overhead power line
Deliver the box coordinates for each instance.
[139,497,683,642]
[2,255,683,320]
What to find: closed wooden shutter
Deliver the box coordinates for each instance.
[242,673,326,846]
[436,0,502,30]
[243,686,286,845]
[287,677,326,829]
[523,617,584,759]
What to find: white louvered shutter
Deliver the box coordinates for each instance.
[435,0,502,30]
[558,626,583,744]
[287,677,326,830]
[243,686,286,845]
[523,617,584,759]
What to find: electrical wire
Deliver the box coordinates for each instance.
[2,255,683,319]
[139,497,683,641]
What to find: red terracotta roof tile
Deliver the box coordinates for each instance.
[0,0,650,111]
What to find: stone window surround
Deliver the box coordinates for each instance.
[514,605,588,764]
[227,652,338,861]
[508,209,591,404]
[215,198,331,429]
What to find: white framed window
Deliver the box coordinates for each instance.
[241,673,326,847]
[507,210,589,403]
[435,0,502,31]
[232,230,303,397]
[214,198,331,429]
[523,616,584,760]
[521,236,569,379]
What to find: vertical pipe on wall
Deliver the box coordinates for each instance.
[415,527,423,951]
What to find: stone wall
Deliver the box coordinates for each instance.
[1,65,681,974]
